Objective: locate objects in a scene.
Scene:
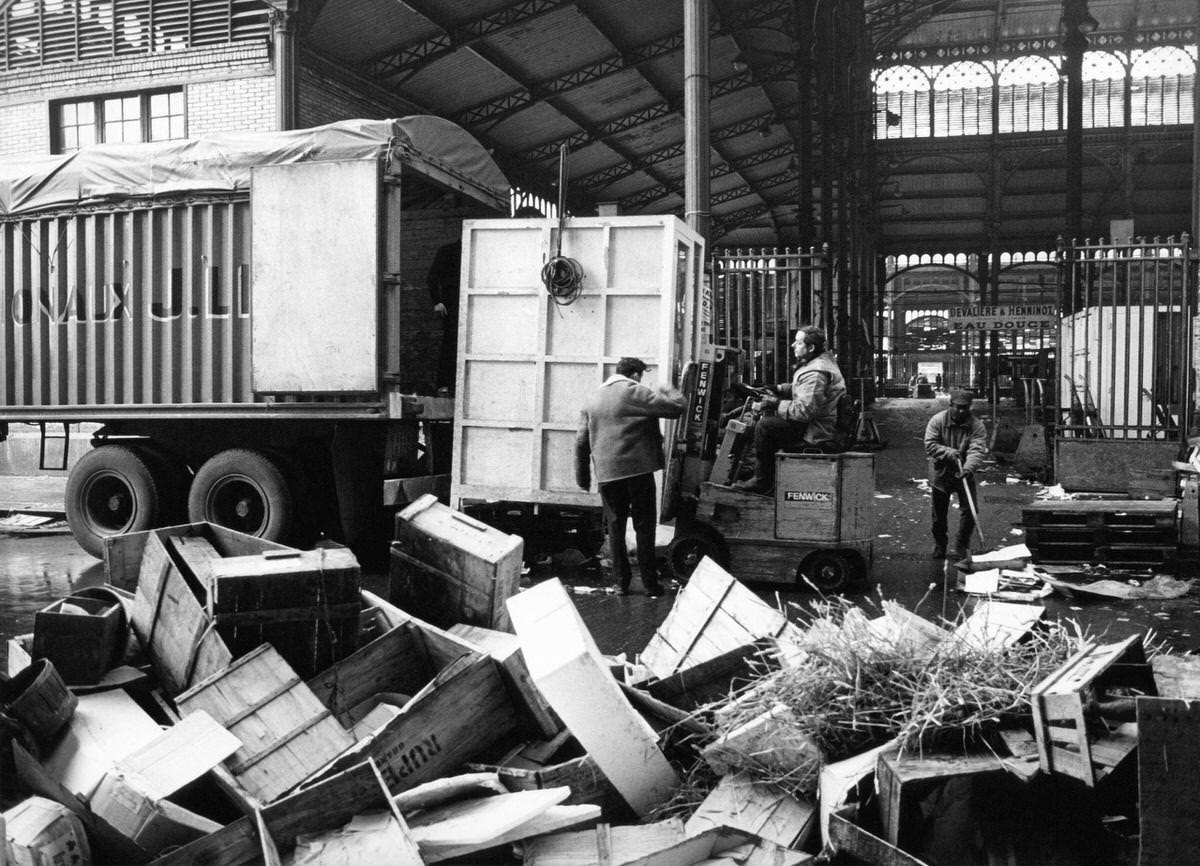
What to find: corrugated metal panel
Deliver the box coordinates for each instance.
[1,199,252,409]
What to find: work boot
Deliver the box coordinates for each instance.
[931,545,946,560]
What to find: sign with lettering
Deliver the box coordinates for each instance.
[947,304,1058,331]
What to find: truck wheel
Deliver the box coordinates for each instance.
[188,449,294,543]
[800,551,852,593]
[667,524,729,582]
[65,445,163,559]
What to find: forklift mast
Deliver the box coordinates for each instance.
[662,346,742,521]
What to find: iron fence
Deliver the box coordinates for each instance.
[710,247,830,386]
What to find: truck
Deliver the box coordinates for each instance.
[0,117,511,564]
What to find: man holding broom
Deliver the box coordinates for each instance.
[924,389,988,560]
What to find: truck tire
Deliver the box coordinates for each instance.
[65,445,163,559]
[188,449,294,543]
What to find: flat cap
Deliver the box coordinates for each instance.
[949,389,973,405]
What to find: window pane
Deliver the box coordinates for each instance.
[150,92,169,114]
[77,102,94,125]
[151,116,169,140]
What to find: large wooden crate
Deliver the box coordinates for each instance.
[451,215,706,509]
[307,591,520,794]
[176,644,355,805]
[391,493,523,632]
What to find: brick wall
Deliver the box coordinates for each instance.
[0,43,274,155]
[297,66,420,128]
[188,75,275,136]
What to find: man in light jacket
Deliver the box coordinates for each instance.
[733,325,847,494]
[924,389,988,559]
[575,357,685,597]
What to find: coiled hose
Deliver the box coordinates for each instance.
[541,255,585,306]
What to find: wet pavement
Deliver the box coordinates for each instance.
[2,396,1198,663]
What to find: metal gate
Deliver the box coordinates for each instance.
[1055,236,1195,491]
[711,247,830,385]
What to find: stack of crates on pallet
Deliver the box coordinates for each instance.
[1020,499,1178,566]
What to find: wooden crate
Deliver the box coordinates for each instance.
[126,524,360,683]
[150,760,422,866]
[307,591,519,794]
[876,750,1007,849]
[202,544,361,678]
[1030,634,1156,787]
[175,643,355,804]
[448,623,563,739]
[639,557,804,681]
[391,493,523,632]
[104,521,290,591]
[32,595,124,685]
[130,531,233,697]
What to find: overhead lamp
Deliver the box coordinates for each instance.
[732,52,750,73]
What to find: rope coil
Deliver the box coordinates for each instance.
[541,255,585,306]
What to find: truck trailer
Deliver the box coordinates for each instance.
[0,117,510,563]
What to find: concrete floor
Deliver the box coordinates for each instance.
[2,396,1198,662]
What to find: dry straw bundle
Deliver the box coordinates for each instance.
[693,597,1084,800]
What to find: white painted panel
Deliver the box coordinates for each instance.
[468,224,544,289]
[463,360,536,421]
[609,225,666,291]
[542,363,596,424]
[462,427,531,487]
[540,429,578,491]
[546,296,604,356]
[605,295,660,357]
[466,294,539,355]
[251,160,379,392]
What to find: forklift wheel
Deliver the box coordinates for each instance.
[800,550,853,593]
[667,526,729,582]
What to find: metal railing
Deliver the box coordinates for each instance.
[711,247,830,386]
[1056,235,1194,442]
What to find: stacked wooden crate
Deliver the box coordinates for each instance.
[1020,500,1178,566]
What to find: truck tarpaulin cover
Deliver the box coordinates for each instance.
[0,116,510,216]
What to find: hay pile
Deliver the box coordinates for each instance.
[670,597,1084,805]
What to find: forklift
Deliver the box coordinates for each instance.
[661,347,875,593]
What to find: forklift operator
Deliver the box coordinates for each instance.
[733,325,847,494]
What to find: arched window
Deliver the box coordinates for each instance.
[932,61,993,137]
[874,65,931,139]
[1083,51,1125,128]
[998,55,1060,132]
[1131,46,1195,126]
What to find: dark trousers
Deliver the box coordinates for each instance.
[751,415,806,484]
[931,478,977,550]
[598,473,660,590]
[436,321,459,390]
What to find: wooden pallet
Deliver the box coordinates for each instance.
[1022,500,1178,565]
[1030,634,1156,787]
[1021,499,1177,531]
[1026,541,1177,566]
